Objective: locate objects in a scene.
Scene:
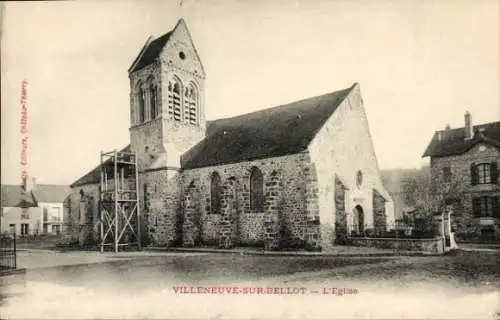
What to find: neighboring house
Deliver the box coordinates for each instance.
[1,178,71,236]
[69,18,394,251]
[422,112,500,240]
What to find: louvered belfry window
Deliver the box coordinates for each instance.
[185,84,198,125]
[149,85,157,120]
[138,85,146,124]
[168,78,182,122]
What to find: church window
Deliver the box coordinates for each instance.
[168,78,182,122]
[210,172,221,214]
[184,83,198,125]
[250,167,264,212]
[138,84,146,124]
[356,170,363,187]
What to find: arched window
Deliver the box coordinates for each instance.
[137,83,145,124]
[185,83,198,125]
[149,84,157,120]
[250,167,264,212]
[167,77,182,122]
[210,172,221,214]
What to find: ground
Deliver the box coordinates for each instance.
[1,248,498,319]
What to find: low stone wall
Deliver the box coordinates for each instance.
[349,237,445,254]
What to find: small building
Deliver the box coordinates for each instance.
[422,112,500,240]
[69,19,394,251]
[1,178,71,236]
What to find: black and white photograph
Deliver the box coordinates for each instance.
[0,0,499,319]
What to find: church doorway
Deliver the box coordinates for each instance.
[354,205,364,235]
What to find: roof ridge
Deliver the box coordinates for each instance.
[210,86,354,124]
[434,120,500,132]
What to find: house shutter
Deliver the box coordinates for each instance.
[491,162,498,184]
[472,198,481,217]
[470,163,478,185]
[493,196,500,218]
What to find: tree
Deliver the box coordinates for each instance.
[402,165,466,218]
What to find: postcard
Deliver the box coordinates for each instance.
[1,1,499,319]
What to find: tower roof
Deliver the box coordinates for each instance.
[128,18,203,74]
[129,31,174,73]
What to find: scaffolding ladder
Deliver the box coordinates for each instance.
[98,149,141,253]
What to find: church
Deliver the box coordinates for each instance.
[69,19,395,251]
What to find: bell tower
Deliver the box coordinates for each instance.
[128,19,206,172]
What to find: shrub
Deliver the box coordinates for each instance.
[56,235,79,249]
[334,222,348,245]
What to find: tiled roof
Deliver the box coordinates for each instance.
[32,185,71,203]
[129,31,173,73]
[70,145,131,188]
[1,184,69,207]
[422,121,500,158]
[1,185,37,207]
[181,85,355,170]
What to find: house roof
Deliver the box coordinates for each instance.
[129,31,173,73]
[1,184,70,207]
[70,145,131,188]
[181,84,355,170]
[32,185,71,203]
[422,121,500,158]
[1,185,37,207]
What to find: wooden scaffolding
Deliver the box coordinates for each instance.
[99,150,141,253]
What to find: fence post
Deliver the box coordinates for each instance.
[14,232,17,269]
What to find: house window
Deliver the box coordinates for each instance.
[9,224,15,234]
[471,163,497,185]
[210,172,221,214]
[20,223,29,236]
[185,83,198,125]
[167,78,182,122]
[442,166,452,182]
[472,197,493,217]
[250,167,264,212]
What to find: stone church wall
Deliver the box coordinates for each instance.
[309,83,394,249]
[175,152,322,250]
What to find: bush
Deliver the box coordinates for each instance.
[55,235,79,249]
[334,222,348,245]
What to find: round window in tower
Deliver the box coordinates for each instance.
[356,170,363,187]
[179,51,186,60]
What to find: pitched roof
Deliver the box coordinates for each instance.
[181,85,355,170]
[32,185,71,203]
[129,31,173,73]
[1,185,37,207]
[70,145,131,188]
[422,121,500,158]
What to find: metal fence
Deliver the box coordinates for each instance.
[343,221,439,239]
[0,234,17,270]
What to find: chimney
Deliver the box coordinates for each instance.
[437,131,443,141]
[464,111,473,140]
[445,124,451,130]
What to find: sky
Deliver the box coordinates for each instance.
[1,0,499,186]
